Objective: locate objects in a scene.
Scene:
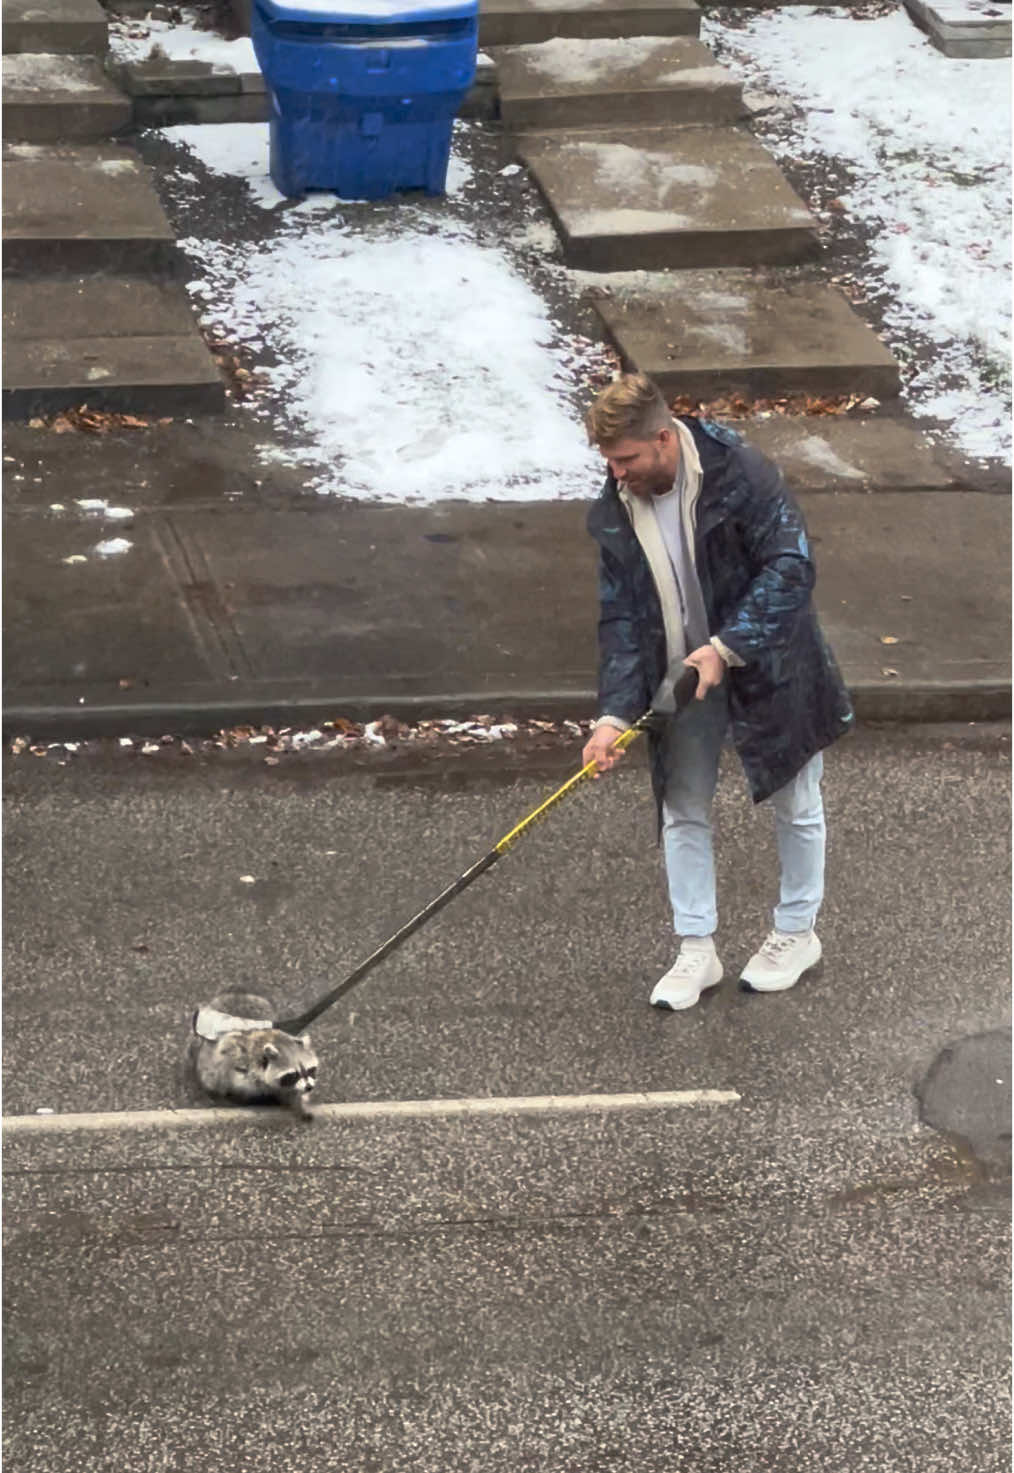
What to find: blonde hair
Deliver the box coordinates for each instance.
[585,372,673,446]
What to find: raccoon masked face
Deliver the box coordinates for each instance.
[258,1036,319,1109]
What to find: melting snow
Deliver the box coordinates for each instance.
[511,37,686,85]
[702,6,1012,463]
[166,122,603,502]
[108,11,258,72]
[793,435,867,480]
[3,53,106,90]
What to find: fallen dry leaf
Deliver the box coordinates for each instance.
[32,406,155,435]
[880,635,900,645]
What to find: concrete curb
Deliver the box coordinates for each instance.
[3,679,1010,741]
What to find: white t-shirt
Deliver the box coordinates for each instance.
[650,472,709,656]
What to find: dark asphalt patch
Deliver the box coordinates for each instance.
[916,1028,1013,1173]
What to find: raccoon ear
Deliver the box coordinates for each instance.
[261,1043,279,1064]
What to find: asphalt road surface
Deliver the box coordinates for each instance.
[4,721,1010,1472]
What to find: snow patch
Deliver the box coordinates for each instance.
[574,141,715,201]
[182,229,600,500]
[511,36,684,85]
[168,123,602,502]
[108,12,258,72]
[569,207,692,235]
[3,53,105,91]
[793,435,867,480]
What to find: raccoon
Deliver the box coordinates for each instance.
[187,989,319,1118]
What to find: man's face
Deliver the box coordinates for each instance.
[600,429,679,498]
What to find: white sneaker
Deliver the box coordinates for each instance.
[740,929,822,993]
[650,937,723,1011]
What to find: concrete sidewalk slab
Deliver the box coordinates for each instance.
[1,0,107,55]
[3,276,225,417]
[3,484,1009,736]
[736,416,1003,495]
[2,143,176,273]
[518,126,818,270]
[2,53,132,142]
[4,275,206,342]
[479,0,701,47]
[493,36,744,130]
[905,0,1012,55]
[593,270,900,401]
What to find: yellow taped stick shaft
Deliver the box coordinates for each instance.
[494,724,644,854]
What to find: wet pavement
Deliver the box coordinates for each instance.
[3,115,1010,738]
[4,407,1010,736]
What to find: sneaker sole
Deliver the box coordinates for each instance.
[739,957,823,994]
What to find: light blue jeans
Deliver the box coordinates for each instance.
[661,686,825,938]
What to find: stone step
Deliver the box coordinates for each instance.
[227,0,702,43]
[479,0,700,47]
[3,53,132,142]
[2,0,107,55]
[3,143,177,273]
[2,275,226,418]
[592,269,901,401]
[492,36,744,130]
[904,0,1011,55]
[517,125,818,271]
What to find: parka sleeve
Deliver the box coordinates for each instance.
[713,447,816,665]
[596,544,650,723]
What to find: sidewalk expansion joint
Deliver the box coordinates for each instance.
[152,514,256,681]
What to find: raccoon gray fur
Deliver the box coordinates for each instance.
[187,989,319,1117]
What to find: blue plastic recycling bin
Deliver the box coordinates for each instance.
[251,0,479,200]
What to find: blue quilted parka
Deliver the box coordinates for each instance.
[587,417,854,810]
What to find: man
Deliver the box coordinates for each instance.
[582,373,854,1010]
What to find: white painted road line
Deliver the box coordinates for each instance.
[2,1089,741,1135]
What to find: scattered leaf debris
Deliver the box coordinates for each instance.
[7,715,597,762]
[27,405,170,435]
[205,335,270,403]
[670,391,877,420]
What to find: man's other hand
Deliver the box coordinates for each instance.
[582,724,626,776]
[684,644,726,699]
